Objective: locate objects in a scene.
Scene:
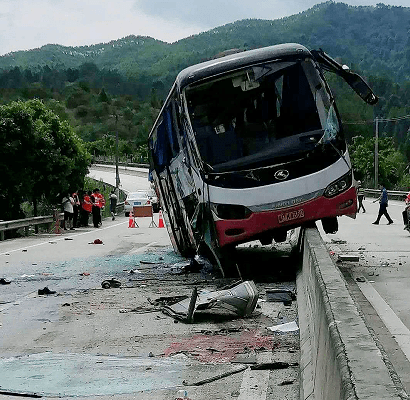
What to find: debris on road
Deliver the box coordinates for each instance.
[279,379,296,386]
[161,281,259,322]
[38,287,56,295]
[338,254,360,262]
[148,295,189,307]
[331,239,347,244]
[267,321,299,333]
[250,361,298,370]
[101,278,121,289]
[183,365,248,386]
[0,278,11,285]
[128,269,141,274]
[265,288,295,304]
[89,239,103,244]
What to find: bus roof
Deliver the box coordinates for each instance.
[175,43,311,90]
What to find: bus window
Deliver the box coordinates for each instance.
[150,97,182,172]
[184,59,328,171]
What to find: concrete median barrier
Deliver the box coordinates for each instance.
[297,227,400,400]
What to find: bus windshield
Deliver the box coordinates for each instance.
[185,59,338,172]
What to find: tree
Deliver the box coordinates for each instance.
[349,135,408,189]
[0,99,91,220]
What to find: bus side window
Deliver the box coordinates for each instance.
[171,99,183,150]
[163,102,181,159]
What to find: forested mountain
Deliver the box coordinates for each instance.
[1,1,409,85]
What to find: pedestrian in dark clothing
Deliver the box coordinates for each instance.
[372,183,393,225]
[72,192,80,227]
[357,181,366,213]
[109,190,118,220]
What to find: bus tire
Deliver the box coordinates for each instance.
[273,229,287,243]
[321,217,338,234]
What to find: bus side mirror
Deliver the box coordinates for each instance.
[342,71,378,105]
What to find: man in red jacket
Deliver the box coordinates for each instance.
[91,188,105,228]
[81,191,93,226]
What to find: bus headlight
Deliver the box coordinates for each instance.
[324,172,352,198]
[210,203,252,220]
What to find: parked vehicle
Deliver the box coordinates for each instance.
[147,188,160,213]
[124,191,152,216]
[148,43,378,274]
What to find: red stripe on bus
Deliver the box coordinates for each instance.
[214,187,357,247]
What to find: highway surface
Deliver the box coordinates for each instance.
[87,164,151,193]
[0,165,300,400]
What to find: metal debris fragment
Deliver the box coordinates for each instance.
[161,281,259,323]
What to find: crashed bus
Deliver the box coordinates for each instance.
[148,43,377,274]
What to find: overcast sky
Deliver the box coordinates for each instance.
[0,0,408,56]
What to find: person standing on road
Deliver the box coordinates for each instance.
[80,191,93,226]
[372,183,393,225]
[61,192,75,230]
[72,191,80,228]
[357,181,366,213]
[91,188,105,228]
[109,190,118,220]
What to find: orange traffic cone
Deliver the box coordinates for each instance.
[158,210,165,228]
[128,212,135,228]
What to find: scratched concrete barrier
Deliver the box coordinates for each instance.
[297,227,400,400]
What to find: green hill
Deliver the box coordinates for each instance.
[1,2,409,84]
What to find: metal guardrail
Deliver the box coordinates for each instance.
[0,213,64,240]
[0,202,125,241]
[0,166,128,241]
[364,189,408,201]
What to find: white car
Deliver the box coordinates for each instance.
[124,190,153,216]
[147,188,160,213]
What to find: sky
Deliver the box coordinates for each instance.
[0,0,408,56]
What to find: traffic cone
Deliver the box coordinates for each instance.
[158,210,165,228]
[128,212,135,228]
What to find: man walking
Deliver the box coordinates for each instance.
[357,180,366,213]
[109,190,118,220]
[372,183,393,225]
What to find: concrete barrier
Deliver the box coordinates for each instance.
[297,227,400,400]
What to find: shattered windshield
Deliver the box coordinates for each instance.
[185,59,338,172]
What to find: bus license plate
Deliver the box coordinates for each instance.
[278,208,305,224]
[134,202,141,206]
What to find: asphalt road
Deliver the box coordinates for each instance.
[88,164,151,193]
[0,166,300,400]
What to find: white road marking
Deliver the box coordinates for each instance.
[0,221,127,256]
[352,271,410,362]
